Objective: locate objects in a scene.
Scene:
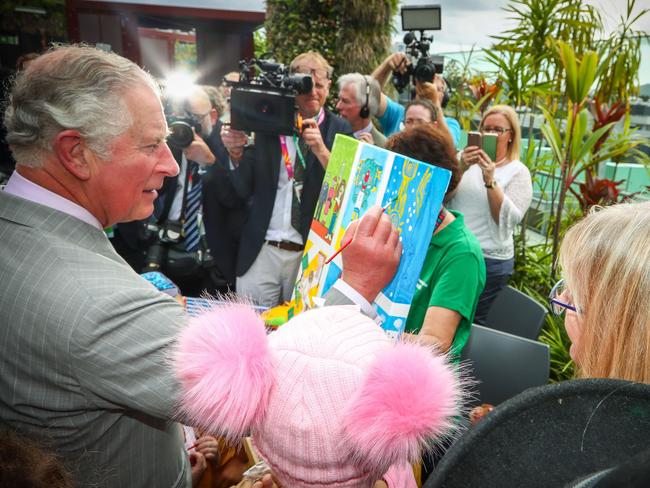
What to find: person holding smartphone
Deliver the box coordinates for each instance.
[449,105,532,324]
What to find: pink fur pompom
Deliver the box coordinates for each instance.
[174,303,275,440]
[342,342,461,476]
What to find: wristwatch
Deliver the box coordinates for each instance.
[485,180,497,189]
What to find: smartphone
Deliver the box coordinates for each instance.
[467,131,481,148]
[481,133,498,161]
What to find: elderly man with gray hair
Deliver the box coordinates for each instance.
[335,72,387,147]
[0,45,401,488]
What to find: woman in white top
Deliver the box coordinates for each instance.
[449,105,532,324]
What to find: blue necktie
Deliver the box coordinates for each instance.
[182,167,202,252]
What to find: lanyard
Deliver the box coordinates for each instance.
[279,133,308,180]
[279,135,296,180]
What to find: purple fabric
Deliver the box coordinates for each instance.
[4,171,103,230]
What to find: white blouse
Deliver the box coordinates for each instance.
[448,160,533,260]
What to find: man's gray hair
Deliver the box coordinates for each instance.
[4,44,159,168]
[337,73,381,118]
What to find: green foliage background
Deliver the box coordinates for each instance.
[265,0,398,78]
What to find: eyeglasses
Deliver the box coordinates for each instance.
[549,279,578,316]
[481,127,512,135]
[292,66,330,80]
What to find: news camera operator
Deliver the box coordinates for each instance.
[371,51,461,147]
[220,51,353,307]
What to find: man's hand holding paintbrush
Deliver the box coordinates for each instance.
[339,205,402,303]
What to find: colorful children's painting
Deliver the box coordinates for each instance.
[292,134,451,339]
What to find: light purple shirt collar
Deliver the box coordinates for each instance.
[353,122,373,139]
[4,170,104,230]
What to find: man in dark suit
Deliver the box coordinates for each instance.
[221,51,352,307]
[201,99,249,290]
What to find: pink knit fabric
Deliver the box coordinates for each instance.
[382,463,418,488]
[175,304,461,488]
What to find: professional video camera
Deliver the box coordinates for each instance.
[392,4,445,94]
[226,57,313,135]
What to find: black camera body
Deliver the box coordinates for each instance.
[165,112,203,150]
[227,58,313,136]
[392,31,444,93]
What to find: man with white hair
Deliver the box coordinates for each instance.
[0,45,400,488]
[335,73,387,147]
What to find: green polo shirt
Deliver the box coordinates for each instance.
[405,210,486,361]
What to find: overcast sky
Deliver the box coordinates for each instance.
[398,0,649,51]
[397,0,650,84]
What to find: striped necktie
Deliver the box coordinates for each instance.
[182,165,203,252]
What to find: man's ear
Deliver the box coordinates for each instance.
[53,130,92,180]
[210,107,218,126]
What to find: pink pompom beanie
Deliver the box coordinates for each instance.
[174,304,462,487]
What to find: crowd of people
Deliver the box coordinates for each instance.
[0,43,648,488]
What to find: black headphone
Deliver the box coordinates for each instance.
[359,76,371,119]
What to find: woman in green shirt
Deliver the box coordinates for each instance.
[386,124,486,360]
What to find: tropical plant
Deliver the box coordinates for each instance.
[593,0,649,103]
[487,0,649,379]
[264,0,398,78]
[443,50,486,129]
[253,28,268,59]
[540,41,612,274]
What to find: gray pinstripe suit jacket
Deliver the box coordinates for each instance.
[0,191,191,487]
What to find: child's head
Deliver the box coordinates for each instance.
[0,429,74,488]
[175,305,462,487]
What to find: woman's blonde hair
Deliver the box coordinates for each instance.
[559,200,650,382]
[480,104,521,162]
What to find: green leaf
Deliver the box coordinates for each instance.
[539,105,564,164]
[557,40,579,102]
[573,121,616,165]
[571,108,589,162]
[576,50,598,101]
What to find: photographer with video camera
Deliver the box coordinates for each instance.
[220,51,352,307]
[372,50,460,147]
[371,5,460,146]
[141,85,230,296]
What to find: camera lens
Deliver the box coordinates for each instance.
[284,74,313,94]
[168,121,195,149]
[415,58,436,83]
[144,242,166,271]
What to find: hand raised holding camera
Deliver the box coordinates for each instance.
[184,128,216,166]
[386,52,410,74]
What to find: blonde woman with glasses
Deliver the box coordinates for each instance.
[549,201,650,383]
[449,105,532,323]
